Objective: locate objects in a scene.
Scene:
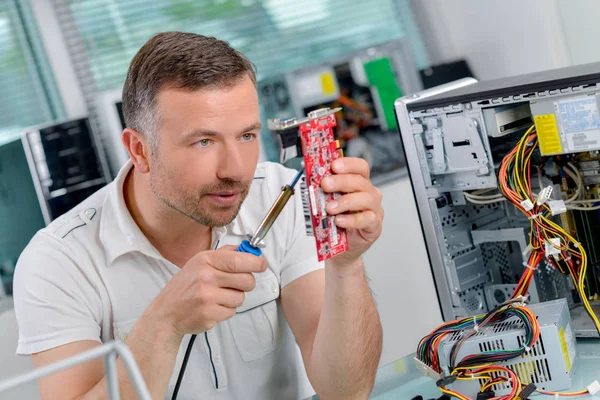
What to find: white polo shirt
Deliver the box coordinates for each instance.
[14,160,323,400]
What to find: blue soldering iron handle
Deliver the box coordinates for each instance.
[237,240,262,256]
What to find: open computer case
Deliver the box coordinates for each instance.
[395,63,600,338]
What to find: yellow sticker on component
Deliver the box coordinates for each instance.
[534,114,563,155]
[559,327,572,373]
[320,72,336,95]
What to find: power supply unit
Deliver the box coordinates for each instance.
[439,299,576,397]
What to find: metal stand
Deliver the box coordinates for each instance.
[0,341,152,399]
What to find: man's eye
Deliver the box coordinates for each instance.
[242,133,255,141]
[198,139,212,147]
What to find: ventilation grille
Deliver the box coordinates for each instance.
[478,339,506,352]
[536,261,570,303]
[439,203,502,228]
[491,319,521,334]
[517,334,546,357]
[482,357,553,391]
[480,242,512,284]
[458,284,486,315]
[475,335,551,392]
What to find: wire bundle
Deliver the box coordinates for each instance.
[441,365,520,400]
[416,126,600,399]
[416,298,540,399]
[464,188,507,205]
[416,298,594,398]
[498,126,600,333]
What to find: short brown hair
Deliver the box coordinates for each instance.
[122,32,256,148]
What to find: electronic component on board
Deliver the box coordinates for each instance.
[268,108,349,261]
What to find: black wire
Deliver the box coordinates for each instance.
[171,239,220,400]
[171,334,196,400]
[453,309,533,370]
[205,332,219,389]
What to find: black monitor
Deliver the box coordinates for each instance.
[21,117,111,224]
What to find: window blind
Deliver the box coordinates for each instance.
[50,0,428,175]
[0,0,63,146]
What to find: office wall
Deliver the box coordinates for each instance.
[413,0,572,80]
[363,176,442,365]
[557,0,600,66]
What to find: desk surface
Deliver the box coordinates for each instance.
[369,339,600,399]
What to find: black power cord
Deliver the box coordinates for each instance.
[171,332,220,400]
[171,334,196,400]
[171,240,220,400]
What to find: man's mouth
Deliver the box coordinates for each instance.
[209,191,239,197]
[206,191,242,206]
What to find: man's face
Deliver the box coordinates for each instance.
[149,75,261,227]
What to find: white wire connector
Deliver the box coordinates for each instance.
[537,186,553,205]
[525,346,532,353]
[521,199,534,211]
[528,213,542,220]
[512,293,529,307]
[545,238,561,257]
[548,199,567,216]
[574,242,581,248]
[473,316,479,332]
[587,380,600,395]
[519,294,529,303]
[413,357,444,381]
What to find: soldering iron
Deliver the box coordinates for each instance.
[237,167,304,255]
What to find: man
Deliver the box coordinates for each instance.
[14,32,384,400]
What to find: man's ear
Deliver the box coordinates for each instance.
[122,128,151,173]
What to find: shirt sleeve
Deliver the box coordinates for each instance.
[279,169,325,288]
[13,231,102,355]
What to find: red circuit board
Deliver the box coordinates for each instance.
[298,113,349,261]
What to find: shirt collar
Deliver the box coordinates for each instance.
[99,160,263,265]
[99,160,162,265]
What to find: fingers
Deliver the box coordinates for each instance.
[217,245,238,252]
[331,157,370,179]
[216,270,256,292]
[321,173,371,194]
[216,288,246,308]
[334,210,381,232]
[210,305,237,324]
[326,192,376,215]
[194,250,267,274]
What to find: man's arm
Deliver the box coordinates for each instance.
[32,313,182,400]
[281,262,382,400]
[22,246,265,400]
[281,157,384,399]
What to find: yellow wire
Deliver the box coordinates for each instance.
[536,388,590,396]
[541,215,600,331]
[506,142,600,334]
[439,387,469,400]
[514,126,536,199]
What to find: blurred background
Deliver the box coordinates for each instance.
[1,0,599,397]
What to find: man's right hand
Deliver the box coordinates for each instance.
[146,245,266,338]
[30,245,265,400]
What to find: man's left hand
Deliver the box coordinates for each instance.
[321,157,384,266]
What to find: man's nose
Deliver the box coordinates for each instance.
[216,143,245,182]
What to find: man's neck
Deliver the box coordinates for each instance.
[123,168,212,267]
